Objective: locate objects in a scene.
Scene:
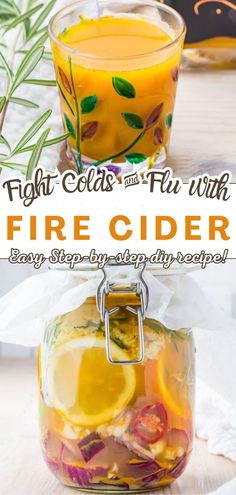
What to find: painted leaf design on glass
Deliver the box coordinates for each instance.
[61,27,68,36]
[153,127,163,145]
[58,66,72,94]
[166,113,173,129]
[146,102,164,129]
[112,77,136,99]
[121,113,144,129]
[81,121,98,140]
[125,152,147,164]
[171,66,179,82]
[57,82,75,115]
[64,113,76,138]
[81,95,98,114]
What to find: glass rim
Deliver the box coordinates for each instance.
[48,0,186,61]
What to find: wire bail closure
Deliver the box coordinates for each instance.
[96,265,149,365]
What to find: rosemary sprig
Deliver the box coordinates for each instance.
[17,133,69,154]
[26,128,50,179]
[23,78,57,86]
[75,319,129,350]
[9,96,39,108]
[25,0,57,42]
[144,318,188,342]
[3,4,43,34]
[0,0,67,177]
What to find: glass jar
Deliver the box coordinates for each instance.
[165,0,236,69]
[38,265,195,492]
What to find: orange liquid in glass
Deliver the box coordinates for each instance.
[51,16,183,165]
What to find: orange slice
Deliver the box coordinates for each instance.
[47,336,136,426]
[156,335,193,419]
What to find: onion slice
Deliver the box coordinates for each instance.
[78,432,105,463]
[62,463,106,486]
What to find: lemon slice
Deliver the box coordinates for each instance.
[47,336,136,426]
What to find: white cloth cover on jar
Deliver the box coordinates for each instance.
[0,265,235,346]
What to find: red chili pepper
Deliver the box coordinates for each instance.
[130,403,168,444]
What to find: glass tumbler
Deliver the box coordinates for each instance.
[39,264,195,492]
[49,0,186,175]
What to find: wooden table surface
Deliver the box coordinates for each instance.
[59,70,236,181]
[0,358,236,495]
[167,70,236,180]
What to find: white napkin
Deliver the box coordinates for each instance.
[208,477,236,494]
[196,379,236,463]
[195,380,236,494]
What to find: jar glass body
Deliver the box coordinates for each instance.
[38,293,195,492]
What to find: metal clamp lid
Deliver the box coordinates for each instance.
[96,265,149,365]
